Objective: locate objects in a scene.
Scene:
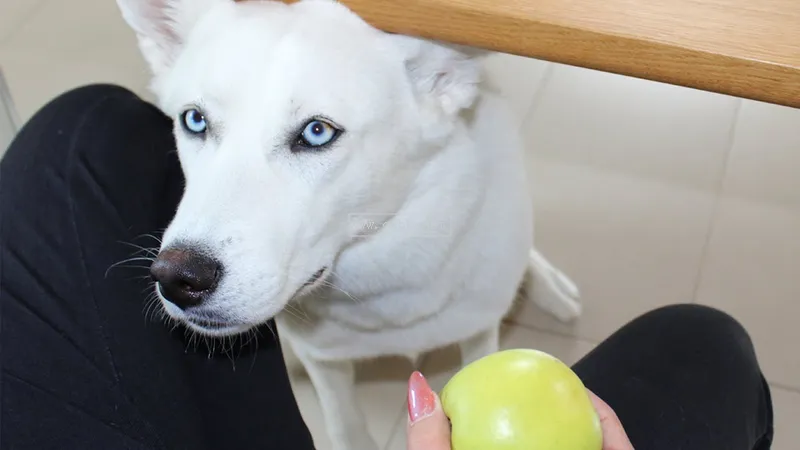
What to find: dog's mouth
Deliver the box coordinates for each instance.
[170,267,329,335]
[304,267,327,286]
[292,266,329,299]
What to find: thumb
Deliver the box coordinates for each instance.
[587,390,635,450]
[406,371,451,450]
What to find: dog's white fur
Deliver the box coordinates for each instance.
[118,0,581,448]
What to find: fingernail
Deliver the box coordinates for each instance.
[408,371,436,424]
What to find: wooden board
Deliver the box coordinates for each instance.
[281,0,800,108]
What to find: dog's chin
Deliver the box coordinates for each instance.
[183,318,252,337]
[158,301,254,337]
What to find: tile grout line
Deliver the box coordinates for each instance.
[380,403,407,450]
[511,61,584,347]
[769,380,800,395]
[688,98,744,304]
[517,61,556,132]
[0,68,21,133]
[502,318,601,346]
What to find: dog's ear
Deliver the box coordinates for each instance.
[116,0,228,76]
[391,36,483,117]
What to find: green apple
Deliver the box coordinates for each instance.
[440,348,602,450]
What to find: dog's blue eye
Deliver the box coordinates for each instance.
[299,120,339,148]
[181,109,207,135]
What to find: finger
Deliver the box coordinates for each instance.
[406,371,451,450]
[587,390,635,450]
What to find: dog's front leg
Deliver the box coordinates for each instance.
[296,354,378,450]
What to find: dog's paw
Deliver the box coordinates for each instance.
[527,249,582,323]
[533,289,582,322]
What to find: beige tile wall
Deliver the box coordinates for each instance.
[1,0,797,448]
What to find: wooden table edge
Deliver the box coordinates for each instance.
[337,0,800,109]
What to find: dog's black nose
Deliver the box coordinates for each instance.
[150,247,221,310]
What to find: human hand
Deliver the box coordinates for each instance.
[586,390,635,450]
[405,372,634,450]
[406,371,450,450]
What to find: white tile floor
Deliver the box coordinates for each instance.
[1,1,798,448]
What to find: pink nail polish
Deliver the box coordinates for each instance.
[408,371,436,423]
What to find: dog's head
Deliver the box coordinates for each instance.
[118,0,481,335]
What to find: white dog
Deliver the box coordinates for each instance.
[118,0,581,448]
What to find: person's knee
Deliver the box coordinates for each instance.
[642,303,743,329]
[2,83,176,201]
[34,84,142,125]
[632,303,753,351]
[6,84,169,164]
[24,83,160,135]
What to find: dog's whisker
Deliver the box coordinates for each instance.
[118,240,160,258]
[144,289,164,323]
[283,309,308,324]
[141,233,163,245]
[131,233,163,245]
[282,303,310,323]
[241,328,258,349]
[117,265,154,272]
[236,330,253,367]
[265,321,277,341]
[222,336,238,370]
[116,256,156,264]
[184,328,196,354]
[320,280,363,305]
[167,315,181,334]
[105,256,156,278]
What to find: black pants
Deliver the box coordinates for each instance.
[1,85,773,450]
